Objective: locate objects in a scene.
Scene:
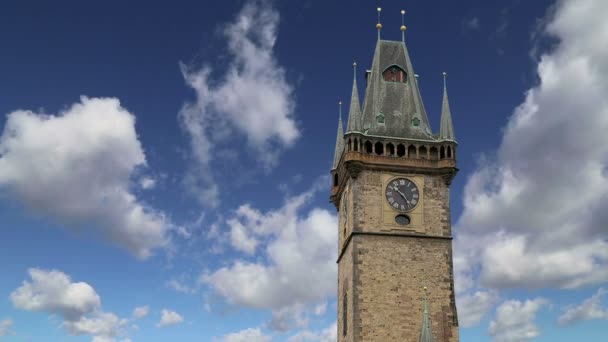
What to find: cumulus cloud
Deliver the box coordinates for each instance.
[455,0,608,305]
[216,328,271,342]
[63,312,128,340]
[0,319,13,337]
[157,309,183,328]
[558,288,608,326]
[202,181,336,330]
[488,298,547,342]
[0,96,171,258]
[11,268,101,320]
[178,0,299,207]
[10,268,129,342]
[132,306,150,319]
[456,291,499,328]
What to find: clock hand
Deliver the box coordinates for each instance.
[393,187,412,206]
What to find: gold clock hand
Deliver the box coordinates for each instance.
[393,187,411,206]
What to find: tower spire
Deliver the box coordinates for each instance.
[376,7,382,40]
[419,287,435,342]
[332,101,345,169]
[400,10,407,42]
[439,72,456,141]
[346,62,362,133]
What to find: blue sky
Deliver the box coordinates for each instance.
[1,0,607,341]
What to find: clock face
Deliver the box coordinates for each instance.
[385,178,420,212]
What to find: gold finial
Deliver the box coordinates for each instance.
[376,7,382,38]
[443,72,447,89]
[400,9,407,40]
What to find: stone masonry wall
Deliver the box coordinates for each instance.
[337,169,458,341]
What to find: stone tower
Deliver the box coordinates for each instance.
[330,11,459,342]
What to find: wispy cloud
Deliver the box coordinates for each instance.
[558,288,608,326]
[178,0,299,208]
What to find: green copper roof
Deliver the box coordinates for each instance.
[361,39,434,140]
[419,288,434,342]
[346,65,362,133]
[332,106,344,170]
[439,76,456,141]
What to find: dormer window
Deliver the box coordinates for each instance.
[376,112,385,124]
[382,65,407,83]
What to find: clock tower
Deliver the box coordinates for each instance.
[330,9,459,342]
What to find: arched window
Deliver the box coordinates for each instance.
[408,145,417,158]
[447,146,453,159]
[374,142,384,156]
[440,146,446,159]
[365,141,373,154]
[397,144,406,157]
[419,146,428,159]
[382,65,407,83]
[353,138,359,152]
[386,143,395,156]
[333,173,338,187]
[430,147,439,160]
[347,139,352,152]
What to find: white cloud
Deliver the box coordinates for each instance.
[10,268,129,341]
[216,327,271,342]
[132,306,150,319]
[287,322,337,342]
[488,298,548,342]
[456,291,499,328]
[0,96,171,259]
[267,304,308,332]
[178,0,299,207]
[455,0,608,296]
[139,176,156,190]
[157,309,183,328]
[202,181,336,330]
[63,312,128,340]
[0,319,13,337]
[11,268,101,321]
[558,287,608,325]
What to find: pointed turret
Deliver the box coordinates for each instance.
[332,102,344,170]
[439,72,455,141]
[346,63,361,133]
[419,287,434,342]
[360,38,434,140]
[360,11,434,140]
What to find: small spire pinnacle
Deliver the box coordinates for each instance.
[400,10,407,41]
[440,72,456,141]
[419,286,434,342]
[376,7,382,40]
[332,100,345,169]
[347,62,362,133]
